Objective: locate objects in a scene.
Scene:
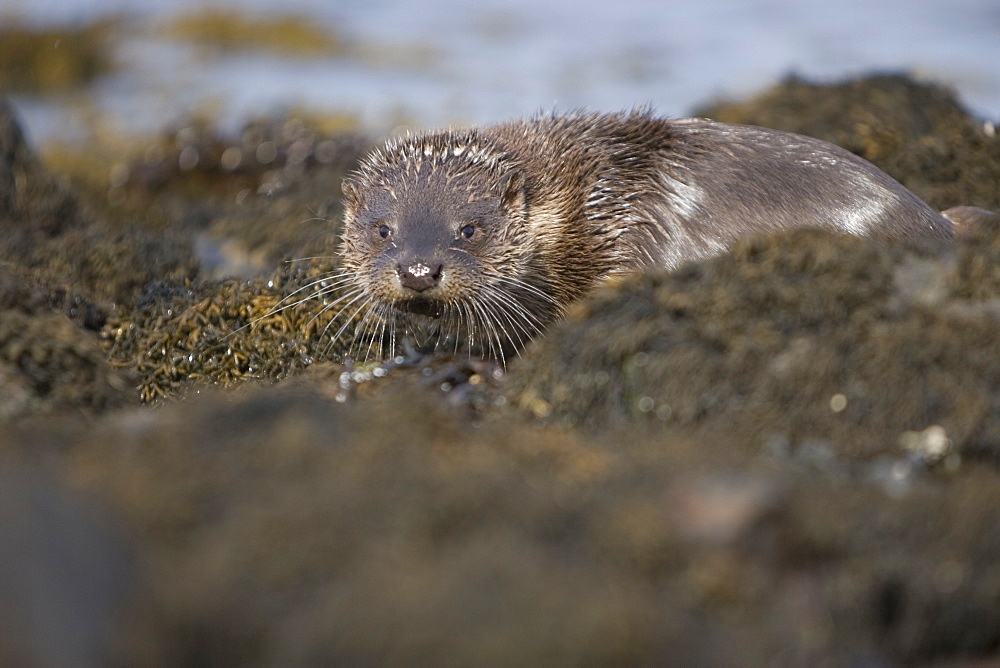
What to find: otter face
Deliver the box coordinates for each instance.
[337,151,549,360]
[342,163,519,313]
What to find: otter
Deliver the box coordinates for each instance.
[332,109,978,361]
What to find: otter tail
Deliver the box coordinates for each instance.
[941,206,1000,240]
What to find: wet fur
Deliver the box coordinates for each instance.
[331,110,954,361]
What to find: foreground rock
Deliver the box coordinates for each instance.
[3,385,1000,664]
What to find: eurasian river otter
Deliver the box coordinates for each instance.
[329,109,973,361]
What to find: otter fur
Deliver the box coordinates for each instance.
[335,109,959,360]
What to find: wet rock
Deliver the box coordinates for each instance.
[101,264,353,403]
[0,97,33,216]
[0,266,132,417]
[0,382,997,664]
[0,98,199,304]
[667,473,785,546]
[507,229,1000,462]
[0,97,80,233]
[0,466,133,668]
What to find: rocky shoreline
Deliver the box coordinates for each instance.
[2,75,1000,665]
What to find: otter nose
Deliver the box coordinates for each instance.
[397,262,443,293]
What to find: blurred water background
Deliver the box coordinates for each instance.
[3,0,999,144]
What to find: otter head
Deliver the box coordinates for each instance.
[338,130,549,359]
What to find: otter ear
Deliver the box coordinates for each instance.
[341,177,362,205]
[498,170,527,212]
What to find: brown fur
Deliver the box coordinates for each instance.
[337,110,957,360]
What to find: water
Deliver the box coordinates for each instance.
[5,0,1000,144]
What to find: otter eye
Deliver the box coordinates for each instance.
[459,224,476,240]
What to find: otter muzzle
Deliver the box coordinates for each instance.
[397,262,443,293]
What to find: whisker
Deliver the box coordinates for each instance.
[452,302,465,356]
[302,286,366,332]
[228,270,360,338]
[487,281,555,332]
[319,292,373,354]
[486,296,523,363]
[477,288,538,351]
[468,298,501,361]
[482,290,539,342]
[386,308,398,360]
[283,255,340,264]
[480,301,510,367]
[362,302,391,362]
[276,271,358,306]
[486,271,561,308]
